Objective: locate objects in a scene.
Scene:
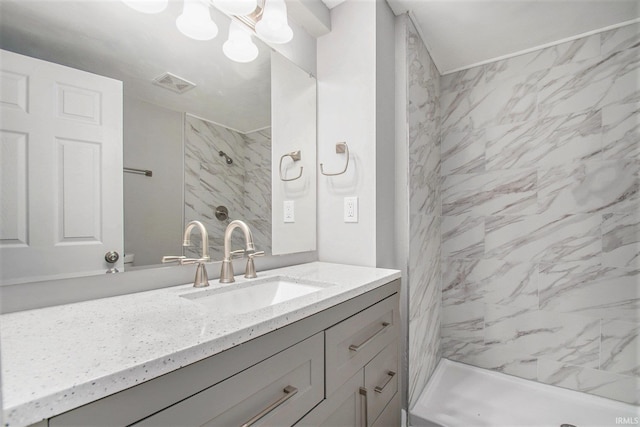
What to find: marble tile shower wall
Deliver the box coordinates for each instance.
[184,115,272,260]
[406,17,442,406]
[439,24,640,404]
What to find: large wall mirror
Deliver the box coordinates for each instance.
[0,0,317,286]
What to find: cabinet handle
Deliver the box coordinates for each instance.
[374,371,396,393]
[240,385,298,427]
[349,322,390,352]
[359,387,368,427]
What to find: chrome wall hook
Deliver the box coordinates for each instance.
[320,142,349,176]
[279,150,303,181]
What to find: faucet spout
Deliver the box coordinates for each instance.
[220,220,256,283]
[183,220,209,261]
[223,220,255,260]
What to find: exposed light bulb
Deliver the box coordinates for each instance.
[223,20,259,63]
[212,0,257,16]
[176,0,218,41]
[255,0,292,44]
[121,0,168,14]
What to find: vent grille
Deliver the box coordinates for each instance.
[152,72,196,94]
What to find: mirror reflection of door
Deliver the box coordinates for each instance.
[0,49,124,285]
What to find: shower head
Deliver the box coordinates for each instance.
[219,151,233,165]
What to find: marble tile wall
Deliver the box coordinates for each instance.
[405,18,442,406]
[184,115,271,260]
[439,23,640,405]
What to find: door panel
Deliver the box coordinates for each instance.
[0,49,123,284]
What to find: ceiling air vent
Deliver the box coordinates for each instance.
[152,72,196,94]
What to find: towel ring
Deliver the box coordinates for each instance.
[320,142,349,176]
[279,150,303,181]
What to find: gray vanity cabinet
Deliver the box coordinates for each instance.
[295,345,400,427]
[133,333,324,426]
[46,280,400,427]
[296,294,401,427]
[294,370,365,426]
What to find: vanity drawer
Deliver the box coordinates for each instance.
[325,294,399,394]
[364,340,398,425]
[133,333,324,427]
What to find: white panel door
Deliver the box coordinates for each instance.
[0,49,123,284]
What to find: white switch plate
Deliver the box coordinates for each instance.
[283,200,295,223]
[344,196,358,223]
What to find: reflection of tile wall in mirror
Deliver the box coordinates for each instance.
[184,114,272,260]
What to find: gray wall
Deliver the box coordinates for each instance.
[439,23,639,405]
[375,0,397,270]
[123,97,183,267]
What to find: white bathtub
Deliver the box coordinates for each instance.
[410,359,639,427]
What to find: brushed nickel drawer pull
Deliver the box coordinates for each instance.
[240,385,298,427]
[374,370,396,393]
[359,387,368,427]
[349,322,390,352]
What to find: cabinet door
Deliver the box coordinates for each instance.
[371,393,400,427]
[325,294,399,395]
[364,341,399,424]
[295,370,364,427]
[134,333,324,427]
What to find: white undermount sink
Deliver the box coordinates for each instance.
[181,276,331,315]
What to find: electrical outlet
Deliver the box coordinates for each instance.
[283,200,295,223]
[344,196,358,223]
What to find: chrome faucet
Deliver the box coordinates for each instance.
[162,220,211,287]
[220,220,264,283]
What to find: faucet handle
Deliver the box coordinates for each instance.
[248,251,265,259]
[181,257,211,265]
[162,255,186,264]
[230,249,246,259]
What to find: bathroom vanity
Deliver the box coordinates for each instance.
[1,262,401,427]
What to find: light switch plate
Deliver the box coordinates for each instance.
[344,196,358,223]
[284,200,295,223]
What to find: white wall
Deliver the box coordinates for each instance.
[317,0,378,266]
[123,96,183,267]
[317,0,396,268]
[272,53,317,255]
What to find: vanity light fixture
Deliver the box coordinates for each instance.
[223,20,259,63]
[255,0,293,44]
[176,0,219,41]
[122,0,293,63]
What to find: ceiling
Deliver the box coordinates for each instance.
[325,0,640,75]
[3,0,638,114]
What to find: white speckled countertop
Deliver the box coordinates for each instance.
[0,262,400,427]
